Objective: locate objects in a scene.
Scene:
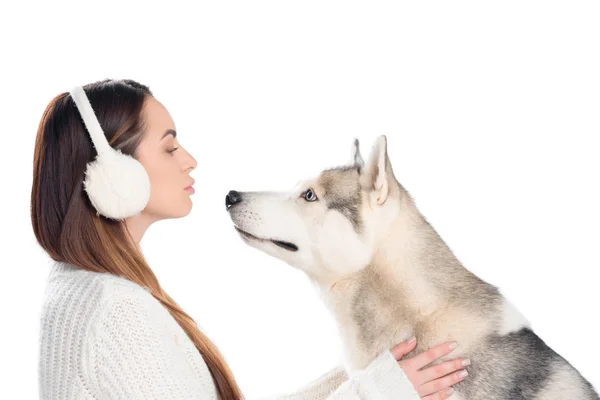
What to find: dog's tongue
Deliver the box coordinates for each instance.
[270,240,298,252]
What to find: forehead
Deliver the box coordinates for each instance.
[317,166,363,232]
[143,97,176,139]
[317,166,360,195]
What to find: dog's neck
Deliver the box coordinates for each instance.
[315,199,496,370]
[321,199,470,313]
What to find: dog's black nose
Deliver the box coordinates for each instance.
[226,190,242,210]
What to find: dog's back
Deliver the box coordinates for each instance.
[448,328,599,399]
[335,259,599,399]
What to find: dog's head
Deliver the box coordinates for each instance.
[226,135,403,283]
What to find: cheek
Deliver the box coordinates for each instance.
[143,157,190,212]
[148,163,174,186]
[312,213,373,274]
[148,165,173,195]
[317,235,371,275]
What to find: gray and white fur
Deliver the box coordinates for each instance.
[225,136,599,399]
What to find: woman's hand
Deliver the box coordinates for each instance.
[391,337,469,399]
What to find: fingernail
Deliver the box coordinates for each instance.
[449,341,458,350]
[407,336,416,343]
[461,358,471,367]
[446,387,455,395]
[458,370,469,378]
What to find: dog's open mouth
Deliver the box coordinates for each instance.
[234,226,299,252]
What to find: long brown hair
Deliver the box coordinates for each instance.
[31,79,243,399]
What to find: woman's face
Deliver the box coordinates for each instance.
[135,96,197,220]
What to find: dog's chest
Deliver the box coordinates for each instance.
[342,300,494,372]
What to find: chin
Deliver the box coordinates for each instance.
[147,195,193,220]
[178,203,193,218]
[182,200,194,217]
[163,201,193,219]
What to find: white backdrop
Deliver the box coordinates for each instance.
[1,1,599,398]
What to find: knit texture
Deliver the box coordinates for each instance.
[38,261,420,399]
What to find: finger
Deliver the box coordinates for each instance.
[419,357,470,384]
[422,388,455,400]
[420,370,468,397]
[408,341,458,370]
[390,336,417,361]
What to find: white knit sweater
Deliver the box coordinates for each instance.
[38,261,420,399]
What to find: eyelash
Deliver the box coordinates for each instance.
[167,147,179,154]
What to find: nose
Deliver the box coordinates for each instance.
[226,190,242,210]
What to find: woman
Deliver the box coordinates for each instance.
[32,79,469,399]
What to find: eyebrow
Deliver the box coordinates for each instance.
[161,129,177,139]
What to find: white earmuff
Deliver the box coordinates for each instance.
[69,85,151,220]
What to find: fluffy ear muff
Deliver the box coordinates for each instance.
[83,149,151,220]
[70,85,151,220]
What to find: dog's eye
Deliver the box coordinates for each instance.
[301,189,318,202]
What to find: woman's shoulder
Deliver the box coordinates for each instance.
[40,261,160,338]
[39,262,161,396]
[39,260,180,360]
[44,261,152,305]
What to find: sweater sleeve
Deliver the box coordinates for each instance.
[266,350,420,400]
[83,292,219,400]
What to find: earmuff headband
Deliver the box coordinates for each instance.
[69,86,111,155]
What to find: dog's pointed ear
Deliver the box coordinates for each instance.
[360,135,394,205]
[350,138,365,168]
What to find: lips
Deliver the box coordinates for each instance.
[184,179,195,190]
[234,226,299,252]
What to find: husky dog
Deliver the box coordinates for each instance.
[225,136,598,399]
